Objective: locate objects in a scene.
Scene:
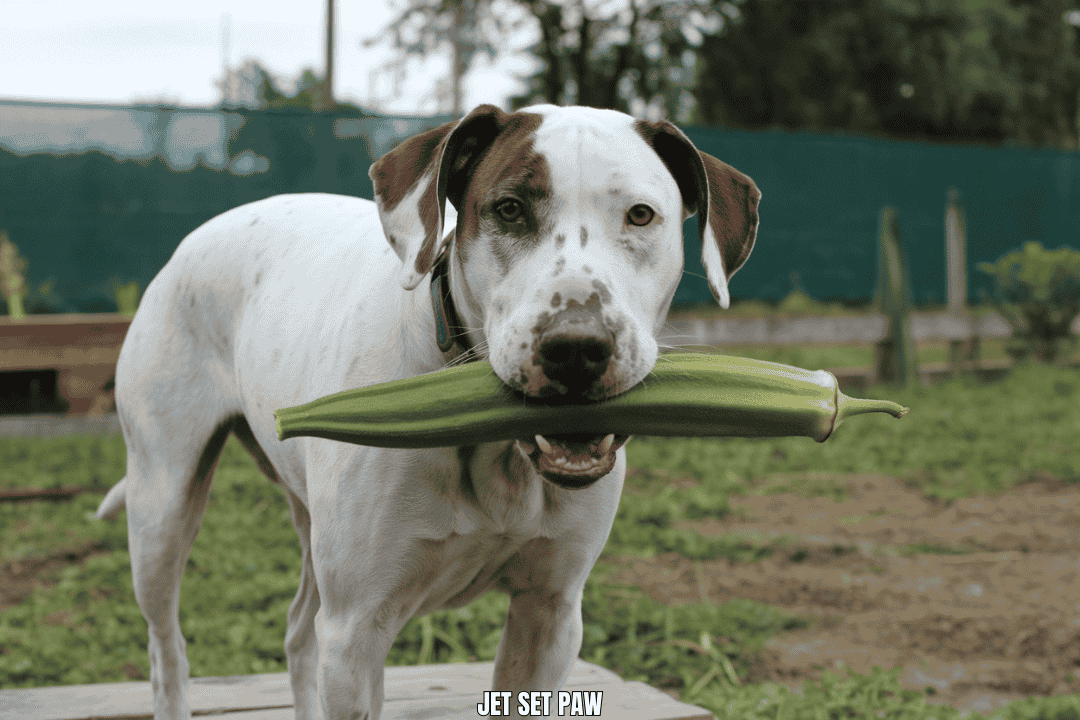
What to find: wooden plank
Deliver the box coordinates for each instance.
[0,348,120,371]
[0,413,122,438]
[216,680,715,720]
[0,660,714,720]
[377,680,713,720]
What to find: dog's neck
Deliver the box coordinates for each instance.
[430,242,476,362]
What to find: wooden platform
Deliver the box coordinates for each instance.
[0,659,714,720]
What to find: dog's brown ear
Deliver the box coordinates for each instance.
[369,104,508,290]
[634,120,760,309]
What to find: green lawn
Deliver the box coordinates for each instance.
[1,362,1079,718]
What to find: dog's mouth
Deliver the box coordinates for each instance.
[516,432,630,489]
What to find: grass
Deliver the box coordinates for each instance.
[1,363,1079,718]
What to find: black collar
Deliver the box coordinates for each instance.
[430,247,475,360]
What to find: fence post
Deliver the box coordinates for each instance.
[875,207,919,387]
[944,187,978,377]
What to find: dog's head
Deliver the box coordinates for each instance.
[370,104,759,488]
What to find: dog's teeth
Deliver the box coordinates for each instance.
[535,435,554,454]
[598,433,615,455]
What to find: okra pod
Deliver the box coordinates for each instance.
[275,353,908,448]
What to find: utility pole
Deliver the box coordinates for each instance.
[451,0,465,117]
[324,0,335,111]
[221,12,233,107]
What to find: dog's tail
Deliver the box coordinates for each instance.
[95,478,127,520]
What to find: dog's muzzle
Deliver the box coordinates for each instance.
[518,305,627,488]
[535,304,615,400]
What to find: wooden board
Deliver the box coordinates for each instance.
[0,659,714,720]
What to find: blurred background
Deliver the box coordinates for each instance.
[3,4,1080,715]
[3,0,1080,314]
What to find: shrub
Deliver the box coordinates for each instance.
[0,229,27,319]
[113,281,141,317]
[978,242,1080,363]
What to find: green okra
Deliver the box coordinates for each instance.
[274,353,908,448]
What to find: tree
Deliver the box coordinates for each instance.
[988,0,1080,148]
[691,0,1080,147]
[362,0,530,115]
[368,0,1080,148]
[693,0,968,135]
[509,0,732,118]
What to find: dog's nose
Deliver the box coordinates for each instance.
[538,305,614,395]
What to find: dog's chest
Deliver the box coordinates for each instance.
[398,443,558,611]
[402,443,553,537]
[409,531,530,614]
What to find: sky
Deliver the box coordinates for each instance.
[2,0,537,114]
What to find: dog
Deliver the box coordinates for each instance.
[95,103,759,720]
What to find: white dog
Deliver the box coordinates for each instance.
[95,104,759,720]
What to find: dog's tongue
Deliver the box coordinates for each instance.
[518,433,628,479]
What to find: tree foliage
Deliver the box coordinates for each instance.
[362,0,531,114]
[693,0,1080,146]
[369,0,1080,147]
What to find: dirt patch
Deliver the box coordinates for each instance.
[610,473,1080,715]
[0,542,110,612]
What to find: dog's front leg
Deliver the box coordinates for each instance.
[489,535,602,719]
[314,608,399,720]
[492,584,585,713]
[311,537,414,720]
[308,481,436,720]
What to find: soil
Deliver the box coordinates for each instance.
[0,540,110,612]
[609,471,1080,715]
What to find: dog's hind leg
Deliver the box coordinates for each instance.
[120,395,237,720]
[281,490,321,720]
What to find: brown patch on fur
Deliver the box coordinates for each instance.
[542,481,564,515]
[633,119,760,283]
[702,153,760,278]
[368,106,549,281]
[590,279,612,305]
[369,123,448,214]
[617,233,655,268]
[552,256,565,276]
[457,111,549,266]
[579,226,588,248]
[550,292,562,308]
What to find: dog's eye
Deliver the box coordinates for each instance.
[495,199,524,223]
[627,204,654,226]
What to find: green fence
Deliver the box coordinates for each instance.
[0,101,447,313]
[678,124,1079,307]
[1,99,1077,312]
